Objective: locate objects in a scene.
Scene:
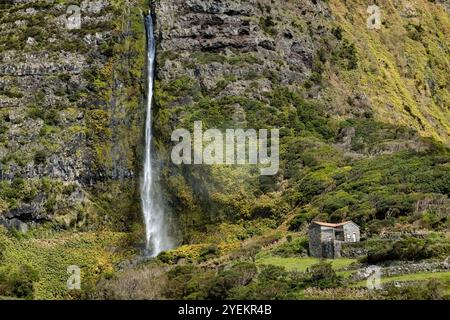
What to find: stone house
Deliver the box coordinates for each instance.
[308,221,360,259]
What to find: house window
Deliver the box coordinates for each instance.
[352,233,356,242]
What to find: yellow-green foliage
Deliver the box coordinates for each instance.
[329,0,450,143]
[256,256,356,273]
[0,227,132,299]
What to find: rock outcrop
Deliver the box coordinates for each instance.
[0,0,147,230]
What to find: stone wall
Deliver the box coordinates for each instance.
[341,242,367,258]
[351,260,450,281]
[343,222,360,242]
[309,224,322,258]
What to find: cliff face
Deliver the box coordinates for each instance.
[154,0,449,140]
[0,0,148,231]
[153,0,449,243]
[1,0,448,240]
[0,0,449,300]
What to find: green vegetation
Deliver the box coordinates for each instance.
[0,264,38,299]
[362,236,450,264]
[0,226,134,299]
[352,271,450,288]
[256,256,356,272]
[163,260,344,300]
[0,0,449,301]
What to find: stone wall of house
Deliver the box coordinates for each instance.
[321,241,334,258]
[341,242,367,258]
[343,223,360,242]
[309,224,322,258]
[333,241,343,258]
[320,227,334,241]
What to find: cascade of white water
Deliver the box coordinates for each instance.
[142,14,172,257]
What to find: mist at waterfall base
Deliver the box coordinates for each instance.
[141,15,173,257]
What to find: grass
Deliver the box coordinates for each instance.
[256,256,357,272]
[351,271,450,288]
[0,227,135,299]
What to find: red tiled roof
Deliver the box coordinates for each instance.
[311,221,352,228]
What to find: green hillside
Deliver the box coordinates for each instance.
[0,0,448,300]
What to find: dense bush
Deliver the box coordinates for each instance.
[259,17,277,36]
[271,236,309,257]
[383,280,444,300]
[363,237,450,264]
[164,260,347,300]
[0,264,39,299]
[288,214,307,231]
[228,265,297,300]
[230,244,262,262]
[164,262,258,300]
[198,245,220,262]
[33,150,47,165]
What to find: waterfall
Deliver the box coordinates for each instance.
[142,14,172,257]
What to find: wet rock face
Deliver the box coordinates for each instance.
[157,0,257,52]
[151,0,371,235]
[0,1,146,229]
[154,0,336,91]
[155,0,450,144]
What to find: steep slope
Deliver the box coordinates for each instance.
[0,0,148,231]
[0,0,448,300]
[329,0,449,143]
[153,0,449,245]
[0,0,148,299]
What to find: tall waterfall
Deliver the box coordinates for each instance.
[142,14,172,257]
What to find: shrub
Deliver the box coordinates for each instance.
[307,261,342,289]
[198,245,220,262]
[383,280,443,300]
[157,251,172,264]
[0,264,39,299]
[332,40,358,70]
[288,214,307,231]
[271,236,308,257]
[363,237,449,264]
[95,264,168,300]
[34,150,47,165]
[229,265,296,300]
[204,262,257,299]
[259,17,277,36]
[230,244,261,262]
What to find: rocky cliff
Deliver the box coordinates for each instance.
[0,0,449,300]
[152,0,449,243]
[154,0,449,140]
[0,0,148,232]
[1,0,448,238]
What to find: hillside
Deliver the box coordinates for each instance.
[0,0,449,300]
